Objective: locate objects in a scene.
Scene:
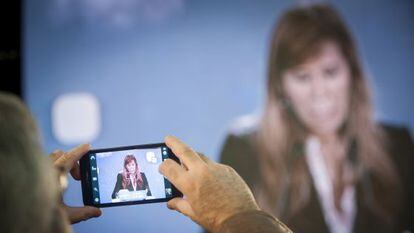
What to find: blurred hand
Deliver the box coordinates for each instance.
[50,144,102,224]
[159,136,259,232]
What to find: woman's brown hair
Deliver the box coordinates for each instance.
[122,154,144,189]
[256,3,401,221]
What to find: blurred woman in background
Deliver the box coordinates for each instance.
[220,4,414,233]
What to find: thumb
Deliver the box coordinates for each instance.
[64,206,102,224]
[167,198,195,219]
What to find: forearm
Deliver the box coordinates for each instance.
[217,210,292,233]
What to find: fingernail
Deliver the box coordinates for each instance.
[80,144,91,150]
[158,162,165,173]
[96,209,102,217]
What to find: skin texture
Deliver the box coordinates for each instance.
[159,136,260,232]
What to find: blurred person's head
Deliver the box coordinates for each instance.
[122,154,143,187]
[257,3,400,221]
[0,92,71,233]
[281,41,351,138]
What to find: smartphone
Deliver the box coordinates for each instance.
[80,143,182,207]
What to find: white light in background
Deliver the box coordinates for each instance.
[52,92,101,145]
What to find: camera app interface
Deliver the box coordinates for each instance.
[89,146,174,205]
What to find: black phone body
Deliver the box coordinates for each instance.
[80,143,182,208]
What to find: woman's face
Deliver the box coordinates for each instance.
[282,42,351,137]
[126,160,137,174]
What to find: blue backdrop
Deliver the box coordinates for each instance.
[24,0,414,232]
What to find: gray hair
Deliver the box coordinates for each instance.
[0,92,69,233]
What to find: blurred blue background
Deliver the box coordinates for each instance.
[23,0,414,232]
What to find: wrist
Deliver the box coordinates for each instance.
[215,210,262,233]
[216,210,291,233]
[213,202,260,232]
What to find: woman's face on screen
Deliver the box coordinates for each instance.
[126,160,137,174]
[282,41,351,137]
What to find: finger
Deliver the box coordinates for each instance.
[165,136,202,169]
[167,198,195,219]
[70,162,81,180]
[180,159,189,171]
[64,206,102,224]
[159,159,187,192]
[55,144,90,171]
[50,150,65,162]
[196,152,215,165]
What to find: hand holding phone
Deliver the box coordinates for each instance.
[50,144,102,224]
[159,136,260,232]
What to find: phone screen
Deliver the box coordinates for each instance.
[80,143,182,207]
